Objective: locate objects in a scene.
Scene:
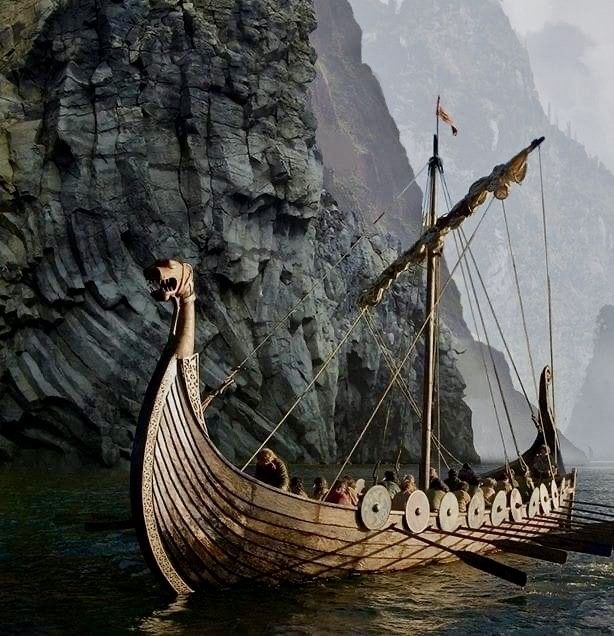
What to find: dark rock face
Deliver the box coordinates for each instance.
[310,0,422,237]
[0,0,478,467]
[567,306,614,460]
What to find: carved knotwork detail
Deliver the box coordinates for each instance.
[180,354,205,427]
[141,359,193,594]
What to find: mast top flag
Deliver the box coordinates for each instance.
[437,98,459,136]
[358,136,545,308]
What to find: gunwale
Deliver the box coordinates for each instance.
[131,353,575,594]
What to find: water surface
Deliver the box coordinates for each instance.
[1,464,612,634]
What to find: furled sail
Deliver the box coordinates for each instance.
[358,136,545,308]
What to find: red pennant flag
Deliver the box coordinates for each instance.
[437,103,458,136]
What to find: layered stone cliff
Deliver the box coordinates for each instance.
[0,0,478,467]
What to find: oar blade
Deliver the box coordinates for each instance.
[458,550,527,587]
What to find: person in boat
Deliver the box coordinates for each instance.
[517,467,535,501]
[454,481,471,513]
[312,476,328,500]
[380,470,401,498]
[290,477,308,498]
[508,468,519,489]
[325,480,353,506]
[426,478,448,512]
[444,468,463,492]
[254,448,290,491]
[496,474,512,494]
[532,445,552,481]
[480,477,497,506]
[343,475,359,506]
[458,463,477,484]
[466,472,481,496]
[391,475,417,511]
[429,467,439,485]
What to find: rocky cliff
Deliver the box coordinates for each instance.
[349,0,614,436]
[567,306,614,460]
[0,0,478,467]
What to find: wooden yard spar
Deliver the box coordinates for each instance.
[130,134,611,595]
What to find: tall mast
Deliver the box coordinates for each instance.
[419,131,442,491]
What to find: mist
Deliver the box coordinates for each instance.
[501,0,614,173]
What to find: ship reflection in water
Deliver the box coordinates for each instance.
[1,464,612,634]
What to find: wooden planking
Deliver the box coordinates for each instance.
[141,360,575,591]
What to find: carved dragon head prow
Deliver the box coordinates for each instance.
[144,259,196,359]
[144,259,195,304]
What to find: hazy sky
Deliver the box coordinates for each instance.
[501,0,614,171]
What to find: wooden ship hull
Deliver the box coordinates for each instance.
[129,133,612,595]
[130,350,578,594]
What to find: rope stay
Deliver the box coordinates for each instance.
[455,229,523,461]
[452,231,510,466]
[329,200,494,487]
[203,163,429,407]
[538,147,559,425]
[241,308,367,470]
[437,168,520,463]
[500,199,540,403]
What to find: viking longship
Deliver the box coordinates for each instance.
[130,116,613,594]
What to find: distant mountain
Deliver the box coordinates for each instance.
[310,0,546,461]
[349,0,614,431]
[567,306,614,460]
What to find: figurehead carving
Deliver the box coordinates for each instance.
[144,259,196,359]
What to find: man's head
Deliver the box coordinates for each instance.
[460,481,469,493]
[400,478,414,492]
[384,470,395,481]
[448,468,458,479]
[256,448,275,465]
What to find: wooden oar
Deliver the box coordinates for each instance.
[84,518,134,532]
[54,513,135,532]
[531,532,612,558]
[570,506,614,520]
[491,538,567,564]
[442,527,567,564]
[392,527,527,587]
[573,500,614,511]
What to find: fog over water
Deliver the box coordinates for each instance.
[501,0,614,173]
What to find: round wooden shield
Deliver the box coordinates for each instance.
[509,488,525,523]
[539,483,551,515]
[404,490,430,534]
[467,491,486,530]
[528,487,540,518]
[360,485,392,530]
[550,479,560,510]
[490,490,508,526]
[355,478,366,495]
[438,492,460,532]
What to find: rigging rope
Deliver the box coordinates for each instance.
[364,308,463,471]
[537,145,560,472]
[203,163,429,405]
[457,229,524,463]
[500,199,540,404]
[241,308,367,470]
[452,231,510,466]
[329,200,494,487]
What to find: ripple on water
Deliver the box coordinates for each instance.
[0,464,613,634]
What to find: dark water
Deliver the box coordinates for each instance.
[1,463,612,635]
